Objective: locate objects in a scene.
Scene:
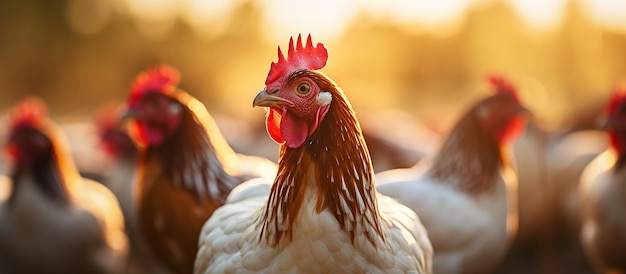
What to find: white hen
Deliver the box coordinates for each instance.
[0,98,128,274]
[377,75,527,274]
[194,34,433,273]
[579,85,626,273]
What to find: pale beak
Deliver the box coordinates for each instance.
[119,107,138,121]
[600,117,615,131]
[517,105,534,120]
[252,89,293,108]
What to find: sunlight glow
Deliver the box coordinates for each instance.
[386,0,472,26]
[108,0,626,39]
[507,0,568,31]
[183,0,243,40]
[583,0,626,32]
[360,0,474,36]
[259,0,360,43]
[124,0,178,21]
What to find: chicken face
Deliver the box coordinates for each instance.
[122,92,183,146]
[122,65,183,147]
[5,98,52,167]
[7,126,53,168]
[476,91,528,144]
[95,104,136,158]
[253,72,332,148]
[253,34,331,149]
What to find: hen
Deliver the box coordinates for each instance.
[194,34,433,273]
[121,65,277,273]
[579,83,626,272]
[377,76,527,274]
[0,98,128,273]
[95,104,169,273]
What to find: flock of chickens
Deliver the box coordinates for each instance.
[0,34,624,274]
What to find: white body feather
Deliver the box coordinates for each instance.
[377,163,517,274]
[0,174,128,273]
[579,149,626,271]
[195,179,432,273]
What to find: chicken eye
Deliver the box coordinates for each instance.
[149,98,160,109]
[296,83,311,96]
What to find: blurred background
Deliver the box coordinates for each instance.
[0,0,625,131]
[0,0,625,273]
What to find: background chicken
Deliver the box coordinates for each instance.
[578,83,626,273]
[376,75,526,273]
[94,103,170,273]
[0,98,128,273]
[121,65,277,273]
[195,34,433,273]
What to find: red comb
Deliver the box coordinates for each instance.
[265,34,328,85]
[487,74,519,99]
[128,65,180,106]
[10,97,47,131]
[606,80,626,116]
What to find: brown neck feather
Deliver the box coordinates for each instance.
[258,71,384,247]
[429,108,503,194]
[143,93,244,204]
[9,125,80,207]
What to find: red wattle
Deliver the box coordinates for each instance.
[280,108,309,148]
[266,108,285,145]
[501,116,526,144]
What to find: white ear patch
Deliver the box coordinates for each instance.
[168,103,183,115]
[316,92,332,106]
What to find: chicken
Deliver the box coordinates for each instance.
[579,83,626,272]
[96,104,138,227]
[550,129,608,237]
[0,98,128,273]
[121,65,278,274]
[194,34,433,273]
[377,75,527,274]
[95,104,170,273]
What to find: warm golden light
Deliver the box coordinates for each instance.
[506,0,568,31]
[583,0,626,32]
[259,0,359,43]
[183,0,242,40]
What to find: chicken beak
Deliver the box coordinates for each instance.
[517,105,534,120]
[600,117,615,131]
[252,89,293,108]
[119,107,138,121]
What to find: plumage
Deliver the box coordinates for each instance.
[377,75,527,273]
[122,65,277,273]
[0,175,10,201]
[0,98,128,274]
[195,34,433,274]
[95,103,170,273]
[579,83,626,272]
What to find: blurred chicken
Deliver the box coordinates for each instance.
[95,103,170,273]
[0,98,128,273]
[95,104,138,228]
[579,83,626,273]
[195,34,433,273]
[377,75,527,273]
[121,65,277,274]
